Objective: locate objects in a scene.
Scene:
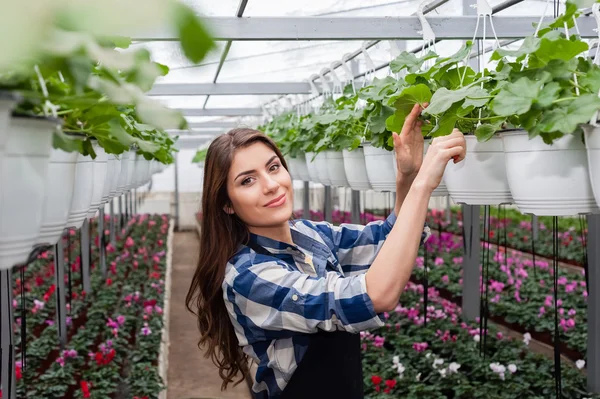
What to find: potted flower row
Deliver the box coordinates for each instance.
[265,1,600,217]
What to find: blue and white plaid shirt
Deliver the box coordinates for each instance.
[222,212,430,397]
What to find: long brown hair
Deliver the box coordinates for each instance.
[185,128,289,390]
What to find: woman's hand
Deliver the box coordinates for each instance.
[392,103,426,180]
[414,129,467,192]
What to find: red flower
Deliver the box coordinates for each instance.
[15,364,22,380]
[106,278,113,286]
[105,349,116,364]
[371,375,382,385]
[384,387,391,393]
[95,352,104,366]
[143,299,157,307]
[43,284,56,302]
[35,276,44,286]
[150,272,161,279]
[81,381,91,398]
[385,379,396,389]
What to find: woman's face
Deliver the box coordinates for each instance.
[226,141,293,230]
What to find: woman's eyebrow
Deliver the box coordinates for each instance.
[234,155,278,182]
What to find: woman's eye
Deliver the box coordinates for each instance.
[270,163,280,172]
[241,177,253,186]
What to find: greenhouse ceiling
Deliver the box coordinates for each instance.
[135,0,589,137]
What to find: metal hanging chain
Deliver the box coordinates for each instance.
[552,216,563,399]
[423,233,429,329]
[20,266,26,372]
[479,205,490,356]
[532,214,537,280]
[67,233,73,316]
[579,215,590,288]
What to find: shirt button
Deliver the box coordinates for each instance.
[292,294,299,301]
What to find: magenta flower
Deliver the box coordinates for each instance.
[373,336,385,348]
[412,342,428,352]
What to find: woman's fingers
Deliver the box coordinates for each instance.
[401,104,423,136]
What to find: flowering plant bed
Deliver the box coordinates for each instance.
[362,281,596,399]
[11,214,170,399]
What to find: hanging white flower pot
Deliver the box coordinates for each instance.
[325,150,349,187]
[442,135,512,205]
[66,154,95,229]
[0,93,17,149]
[116,151,131,195]
[86,143,108,218]
[141,159,151,186]
[304,152,320,183]
[34,149,78,246]
[314,152,331,186]
[581,124,600,208]
[0,116,57,270]
[105,154,122,202]
[287,154,310,181]
[342,147,372,191]
[501,129,599,216]
[126,150,137,190]
[364,143,396,192]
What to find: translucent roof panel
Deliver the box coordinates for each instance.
[154,95,208,109]
[205,95,276,108]
[181,0,240,16]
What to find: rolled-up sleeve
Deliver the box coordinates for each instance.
[308,213,430,274]
[224,257,385,341]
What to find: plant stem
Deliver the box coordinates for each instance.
[457,115,505,121]
[552,97,578,104]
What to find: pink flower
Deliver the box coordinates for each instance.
[373,336,385,348]
[496,332,503,340]
[412,342,428,352]
[441,275,449,284]
[141,323,152,336]
[117,315,126,325]
[568,309,577,317]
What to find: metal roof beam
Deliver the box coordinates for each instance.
[186,121,240,129]
[150,82,320,96]
[132,16,599,41]
[178,108,263,117]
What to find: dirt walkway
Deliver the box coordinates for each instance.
[167,232,252,399]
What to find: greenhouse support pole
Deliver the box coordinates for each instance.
[351,190,361,224]
[174,154,180,231]
[110,200,116,248]
[118,195,124,231]
[99,208,107,280]
[303,181,310,219]
[1,268,16,399]
[130,190,134,218]
[533,215,539,240]
[324,185,332,223]
[446,196,452,224]
[54,238,67,349]
[462,204,481,320]
[134,189,137,215]
[81,219,91,294]
[586,214,600,393]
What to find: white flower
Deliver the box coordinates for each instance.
[474,334,481,342]
[448,362,461,373]
[393,356,400,365]
[416,373,421,381]
[433,358,444,369]
[439,368,447,378]
[508,364,517,374]
[425,353,432,359]
[523,333,532,346]
[576,360,586,370]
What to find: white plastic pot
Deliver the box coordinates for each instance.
[86,143,108,218]
[66,154,95,229]
[583,124,600,208]
[0,94,17,148]
[304,152,320,183]
[364,143,396,192]
[35,149,78,246]
[106,154,122,201]
[443,135,512,205]
[501,129,599,216]
[325,151,349,187]
[0,117,56,269]
[342,147,372,191]
[314,152,331,186]
[141,159,151,186]
[116,151,131,195]
[287,154,310,181]
[126,150,136,190]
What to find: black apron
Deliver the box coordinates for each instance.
[247,241,364,399]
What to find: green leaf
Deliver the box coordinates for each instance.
[490,77,544,116]
[532,36,588,66]
[536,82,562,108]
[390,84,432,115]
[390,51,437,73]
[475,122,503,142]
[424,85,488,115]
[437,41,473,65]
[491,37,541,61]
[371,105,395,133]
[172,3,216,64]
[538,94,600,134]
[430,111,458,137]
[101,35,132,49]
[579,65,600,94]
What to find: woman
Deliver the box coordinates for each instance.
[186,104,467,399]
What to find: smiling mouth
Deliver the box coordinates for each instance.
[264,193,286,208]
